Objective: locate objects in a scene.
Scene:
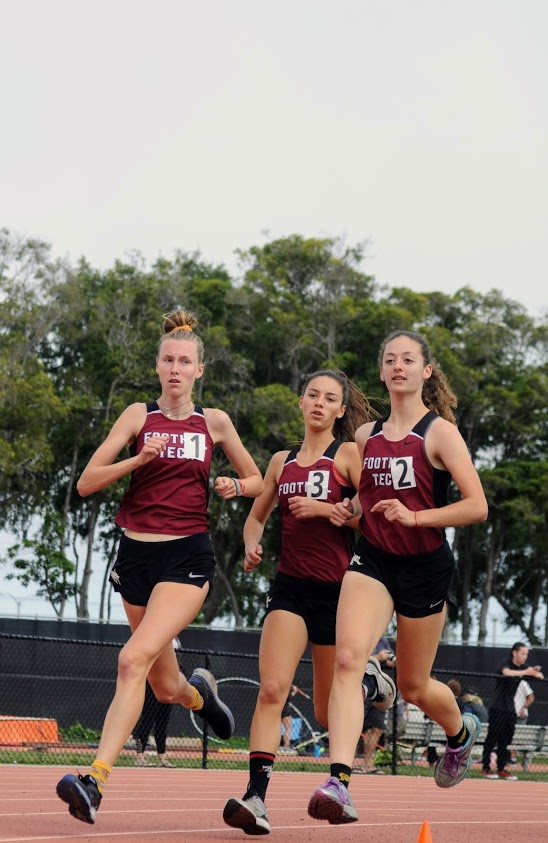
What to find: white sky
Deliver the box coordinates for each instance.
[1,1,547,636]
[1,0,547,316]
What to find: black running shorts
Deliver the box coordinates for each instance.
[264,571,341,645]
[362,700,387,731]
[109,532,216,606]
[347,535,455,619]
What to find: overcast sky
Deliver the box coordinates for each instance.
[1,0,547,317]
[1,1,547,634]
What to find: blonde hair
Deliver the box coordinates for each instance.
[159,310,204,364]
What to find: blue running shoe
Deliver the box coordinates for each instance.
[434,713,481,788]
[189,667,235,739]
[308,777,358,824]
[56,773,102,824]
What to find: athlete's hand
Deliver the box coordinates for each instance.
[330,498,354,527]
[136,433,170,465]
[288,496,322,519]
[243,544,263,572]
[371,498,415,527]
[215,476,239,499]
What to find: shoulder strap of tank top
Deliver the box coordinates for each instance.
[323,439,342,459]
[412,410,439,438]
[284,446,300,464]
[371,416,389,436]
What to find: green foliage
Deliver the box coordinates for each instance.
[0,228,547,639]
[59,721,102,743]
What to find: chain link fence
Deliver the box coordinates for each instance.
[1,633,547,781]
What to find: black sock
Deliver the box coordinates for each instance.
[330,763,352,788]
[362,675,377,700]
[246,752,276,802]
[447,723,468,749]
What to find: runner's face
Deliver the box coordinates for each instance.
[156,339,204,398]
[300,376,345,430]
[380,336,431,394]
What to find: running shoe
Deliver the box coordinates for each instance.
[188,667,235,739]
[223,792,270,835]
[56,773,102,824]
[498,769,518,781]
[307,777,358,824]
[481,770,499,779]
[365,656,396,711]
[434,713,481,788]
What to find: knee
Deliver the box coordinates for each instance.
[118,646,149,683]
[398,678,424,707]
[154,685,176,704]
[334,646,363,678]
[258,679,287,709]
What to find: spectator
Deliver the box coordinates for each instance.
[508,679,534,766]
[134,681,174,767]
[279,685,298,754]
[481,642,543,781]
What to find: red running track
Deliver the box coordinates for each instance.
[1,766,547,842]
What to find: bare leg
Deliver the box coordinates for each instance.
[310,643,336,728]
[249,610,309,754]
[327,572,395,768]
[395,610,462,736]
[95,581,209,767]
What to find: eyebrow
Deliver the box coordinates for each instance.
[308,388,341,399]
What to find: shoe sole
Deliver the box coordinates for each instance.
[56,777,97,824]
[434,713,481,788]
[367,656,397,711]
[223,798,270,835]
[308,790,358,824]
[191,668,235,739]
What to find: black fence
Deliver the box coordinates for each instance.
[1,633,547,781]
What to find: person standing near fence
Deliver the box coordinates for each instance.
[134,680,175,767]
[308,329,489,825]
[481,642,543,780]
[56,309,263,825]
[223,370,394,835]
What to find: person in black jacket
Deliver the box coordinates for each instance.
[481,642,543,780]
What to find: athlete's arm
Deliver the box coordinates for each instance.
[330,425,372,528]
[371,418,488,529]
[77,403,169,496]
[242,451,286,572]
[204,408,264,499]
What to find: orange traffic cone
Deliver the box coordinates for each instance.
[417,821,432,843]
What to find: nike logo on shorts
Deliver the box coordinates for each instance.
[189,572,205,579]
[429,598,444,608]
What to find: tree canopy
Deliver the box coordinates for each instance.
[1,228,547,644]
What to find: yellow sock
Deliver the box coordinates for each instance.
[186,686,204,712]
[90,760,112,794]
